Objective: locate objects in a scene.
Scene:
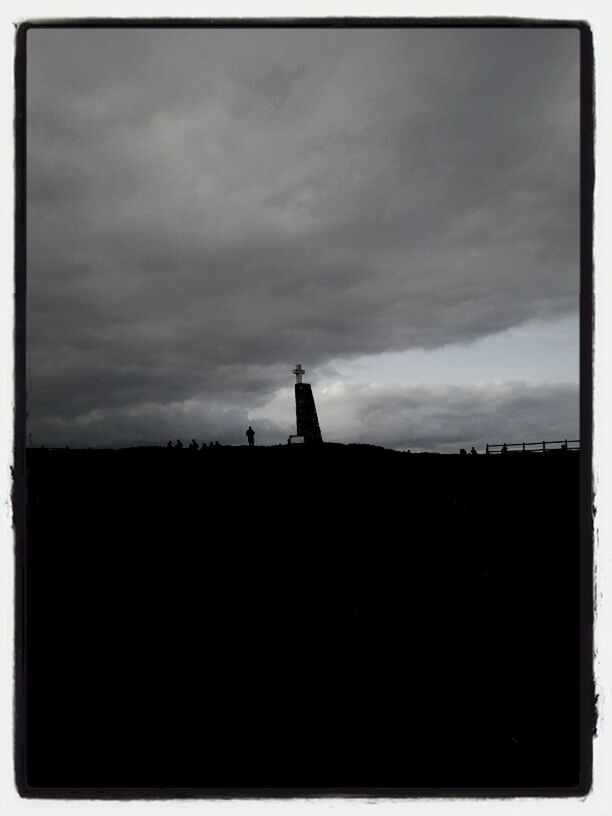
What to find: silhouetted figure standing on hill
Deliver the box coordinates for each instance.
[246,426,255,447]
[470,446,478,456]
[189,439,198,451]
[501,443,508,455]
[175,439,183,449]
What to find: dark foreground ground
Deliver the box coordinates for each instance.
[19,444,588,796]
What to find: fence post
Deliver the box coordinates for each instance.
[522,441,525,452]
[542,440,546,453]
[486,444,489,455]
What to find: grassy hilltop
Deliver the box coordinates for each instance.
[22,444,583,793]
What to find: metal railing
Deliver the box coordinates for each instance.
[486,439,579,454]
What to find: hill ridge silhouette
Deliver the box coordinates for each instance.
[22,445,582,791]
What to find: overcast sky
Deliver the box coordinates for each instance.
[26,25,581,451]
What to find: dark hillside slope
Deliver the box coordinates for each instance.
[22,445,583,792]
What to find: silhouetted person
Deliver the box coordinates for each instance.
[470,446,478,456]
[460,448,467,456]
[246,426,255,447]
[214,441,221,447]
[189,439,198,451]
[166,441,173,449]
[200,442,208,452]
[501,443,508,455]
[561,442,568,452]
[175,439,183,449]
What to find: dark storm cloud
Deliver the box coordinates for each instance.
[26,27,580,444]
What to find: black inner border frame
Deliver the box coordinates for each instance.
[12,16,595,801]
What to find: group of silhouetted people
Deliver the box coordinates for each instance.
[459,447,479,456]
[165,426,256,450]
[166,439,223,451]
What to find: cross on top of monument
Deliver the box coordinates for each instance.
[293,364,305,384]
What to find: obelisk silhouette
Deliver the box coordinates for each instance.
[293,364,323,444]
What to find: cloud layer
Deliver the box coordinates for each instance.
[26,27,580,446]
[311,380,580,452]
[32,379,578,453]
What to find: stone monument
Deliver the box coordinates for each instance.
[292,364,323,445]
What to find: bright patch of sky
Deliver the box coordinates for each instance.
[317,314,579,389]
